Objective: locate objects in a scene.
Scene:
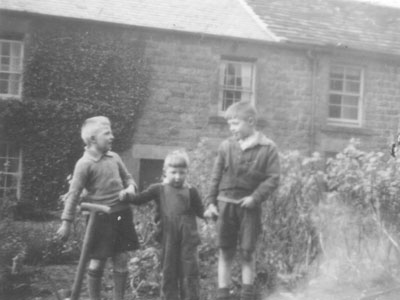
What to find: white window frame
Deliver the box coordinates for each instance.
[218,59,256,115]
[0,39,24,99]
[0,142,22,200]
[327,64,364,127]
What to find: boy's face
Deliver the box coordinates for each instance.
[92,125,114,153]
[227,117,255,141]
[164,166,187,188]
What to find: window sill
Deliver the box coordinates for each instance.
[321,125,376,136]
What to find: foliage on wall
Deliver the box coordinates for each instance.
[1,20,150,208]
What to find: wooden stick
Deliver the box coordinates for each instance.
[68,203,110,300]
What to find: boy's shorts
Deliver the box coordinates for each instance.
[88,208,139,259]
[217,201,261,253]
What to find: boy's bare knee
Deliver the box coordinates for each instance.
[88,259,105,272]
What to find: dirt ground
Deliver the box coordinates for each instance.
[6,264,400,300]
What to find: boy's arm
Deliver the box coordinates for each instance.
[128,184,160,205]
[61,160,89,222]
[190,187,205,219]
[205,143,225,206]
[116,153,137,190]
[251,145,280,204]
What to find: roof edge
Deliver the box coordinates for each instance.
[237,0,285,42]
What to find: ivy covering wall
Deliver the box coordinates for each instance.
[1,20,150,209]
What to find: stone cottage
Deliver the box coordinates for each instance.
[1,0,400,196]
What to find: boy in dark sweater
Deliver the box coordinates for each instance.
[204,101,280,300]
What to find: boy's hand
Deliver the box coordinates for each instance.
[119,185,136,201]
[240,196,256,208]
[204,204,219,220]
[56,221,72,241]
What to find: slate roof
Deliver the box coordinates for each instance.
[2,0,400,56]
[246,0,400,55]
[0,0,278,42]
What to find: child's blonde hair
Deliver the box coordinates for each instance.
[224,101,258,121]
[81,116,111,145]
[163,150,190,170]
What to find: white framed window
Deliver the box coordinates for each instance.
[0,142,22,200]
[328,65,363,126]
[0,39,24,99]
[219,60,256,113]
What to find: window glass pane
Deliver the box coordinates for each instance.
[342,95,359,107]
[241,64,252,88]
[329,105,341,118]
[345,81,360,93]
[11,42,22,58]
[225,74,236,87]
[1,57,10,71]
[7,158,19,173]
[346,68,361,80]
[342,107,358,120]
[1,42,10,56]
[0,80,8,93]
[330,79,343,91]
[329,94,341,105]
[10,58,21,72]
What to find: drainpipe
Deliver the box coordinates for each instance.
[307,49,318,154]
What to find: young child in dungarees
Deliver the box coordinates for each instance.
[123,150,204,300]
[56,116,138,300]
[204,101,280,300]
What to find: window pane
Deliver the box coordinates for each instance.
[345,81,360,93]
[11,42,22,58]
[330,79,343,91]
[0,80,8,93]
[329,94,341,105]
[10,58,21,72]
[241,64,252,88]
[346,68,361,80]
[1,42,10,56]
[342,107,358,120]
[329,105,341,118]
[1,57,10,71]
[6,159,19,173]
[342,95,359,107]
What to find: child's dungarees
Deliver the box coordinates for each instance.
[159,184,200,300]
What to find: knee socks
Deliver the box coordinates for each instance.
[113,271,128,300]
[87,269,103,300]
[217,287,231,300]
[240,284,255,300]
